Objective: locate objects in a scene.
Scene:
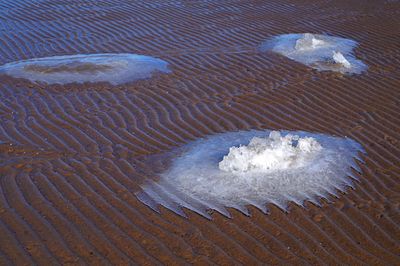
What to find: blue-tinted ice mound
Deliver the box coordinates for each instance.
[137,130,365,219]
[0,53,170,85]
[260,33,367,74]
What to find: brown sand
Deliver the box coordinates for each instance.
[0,0,399,264]
[23,63,114,74]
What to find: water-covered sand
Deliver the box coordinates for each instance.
[0,0,399,264]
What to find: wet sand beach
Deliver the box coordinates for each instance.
[0,0,399,264]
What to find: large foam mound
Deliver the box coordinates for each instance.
[137,130,365,219]
[219,131,322,173]
[0,53,170,85]
[260,33,367,74]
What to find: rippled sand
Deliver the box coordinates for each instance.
[0,0,399,264]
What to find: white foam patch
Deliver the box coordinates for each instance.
[260,33,367,74]
[219,132,322,173]
[0,53,170,85]
[137,130,364,218]
[332,51,351,68]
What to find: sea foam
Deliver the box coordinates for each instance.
[260,33,367,74]
[219,132,322,173]
[137,130,365,219]
[0,53,170,85]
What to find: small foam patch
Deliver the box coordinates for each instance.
[137,130,365,218]
[0,53,170,85]
[260,33,367,74]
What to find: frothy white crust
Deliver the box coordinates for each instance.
[219,131,322,173]
[260,33,366,74]
[333,51,351,68]
[137,130,364,218]
[295,33,327,51]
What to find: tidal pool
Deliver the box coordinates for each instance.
[0,53,170,85]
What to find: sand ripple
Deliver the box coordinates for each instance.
[0,0,399,264]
